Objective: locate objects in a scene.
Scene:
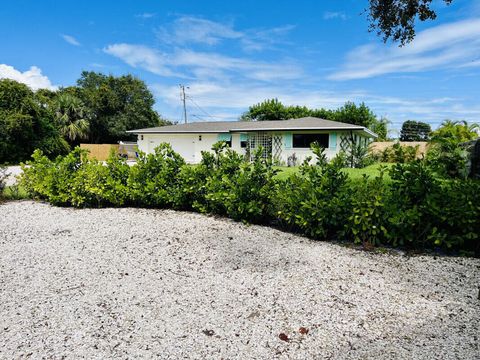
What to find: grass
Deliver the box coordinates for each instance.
[274,163,394,181]
[2,184,28,200]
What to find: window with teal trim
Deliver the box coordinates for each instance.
[293,133,329,148]
[217,133,232,147]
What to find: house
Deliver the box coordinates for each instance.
[127,117,377,164]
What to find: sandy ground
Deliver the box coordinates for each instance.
[0,201,479,359]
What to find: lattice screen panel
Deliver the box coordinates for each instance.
[272,135,283,161]
[248,132,272,160]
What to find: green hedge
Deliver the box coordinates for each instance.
[19,143,480,256]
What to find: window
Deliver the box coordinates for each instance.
[293,133,329,148]
[240,134,248,148]
[217,134,232,147]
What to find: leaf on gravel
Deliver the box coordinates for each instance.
[299,327,309,335]
[278,333,289,342]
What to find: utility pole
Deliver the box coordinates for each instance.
[179,84,188,123]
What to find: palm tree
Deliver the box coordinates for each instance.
[54,94,89,143]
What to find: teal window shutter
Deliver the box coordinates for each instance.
[283,132,292,149]
[217,133,231,141]
[240,133,248,142]
[329,132,337,150]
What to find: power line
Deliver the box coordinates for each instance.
[186,95,215,121]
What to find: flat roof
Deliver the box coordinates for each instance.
[127,117,377,137]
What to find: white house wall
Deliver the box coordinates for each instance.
[137,133,246,163]
[137,130,371,164]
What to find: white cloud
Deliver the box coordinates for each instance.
[61,34,81,46]
[104,43,303,82]
[0,64,57,90]
[157,16,242,45]
[330,18,480,80]
[323,12,347,20]
[241,25,296,52]
[103,43,183,77]
[156,15,294,52]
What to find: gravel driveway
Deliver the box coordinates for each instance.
[2,166,22,186]
[0,201,479,359]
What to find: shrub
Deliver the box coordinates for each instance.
[276,144,350,239]
[380,143,419,163]
[20,147,131,207]
[346,171,388,247]
[17,142,480,256]
[194,142,277,223]
[428,180,480,255]
[20,148,83,205]
[386,161,439,248]
[427,120,479,179]
[427,143,470,179]
[127,143,186,207]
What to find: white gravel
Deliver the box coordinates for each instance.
[3,166,22,186]
[0,201,479,359]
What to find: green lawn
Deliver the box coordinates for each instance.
[274,163,394,181]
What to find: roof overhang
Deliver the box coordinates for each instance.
[126,130,230,134]
[230,127,378,138]
[127,127,378,138]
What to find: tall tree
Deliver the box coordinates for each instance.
[240,99,388,139]
[54,94,90,144]
[0,79,68,163]
[427,120,479,178]
[430,120,479,144]
[240,98,292,121]
[400,120,432,141]
[76,71,170,143]
[333,102,377,129]
[370,116,390,141]
[368,0,454,45]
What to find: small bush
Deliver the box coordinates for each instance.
[428,180,480,254]
[127,143,186,207]
[386,161,439,248]
[276,144,350,239]
[194,142,277,223]
[380,143,419,163]
[346,171,388,247]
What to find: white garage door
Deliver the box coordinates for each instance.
[148,135,196,163]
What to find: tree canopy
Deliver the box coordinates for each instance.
[399,120,432,141]
[0,72,170,163]
[0,79,69,164]
[368,0,454,45]
[76,71,170,143]
[430,120,479,144]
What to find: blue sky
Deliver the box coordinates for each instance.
[1,0,479,134]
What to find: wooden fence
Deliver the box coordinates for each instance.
[80,144,119,161]
[369,141,429,158]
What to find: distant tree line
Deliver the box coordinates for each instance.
[240,98,390,141]
[400,120,432,141]
[0,71,170,163]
